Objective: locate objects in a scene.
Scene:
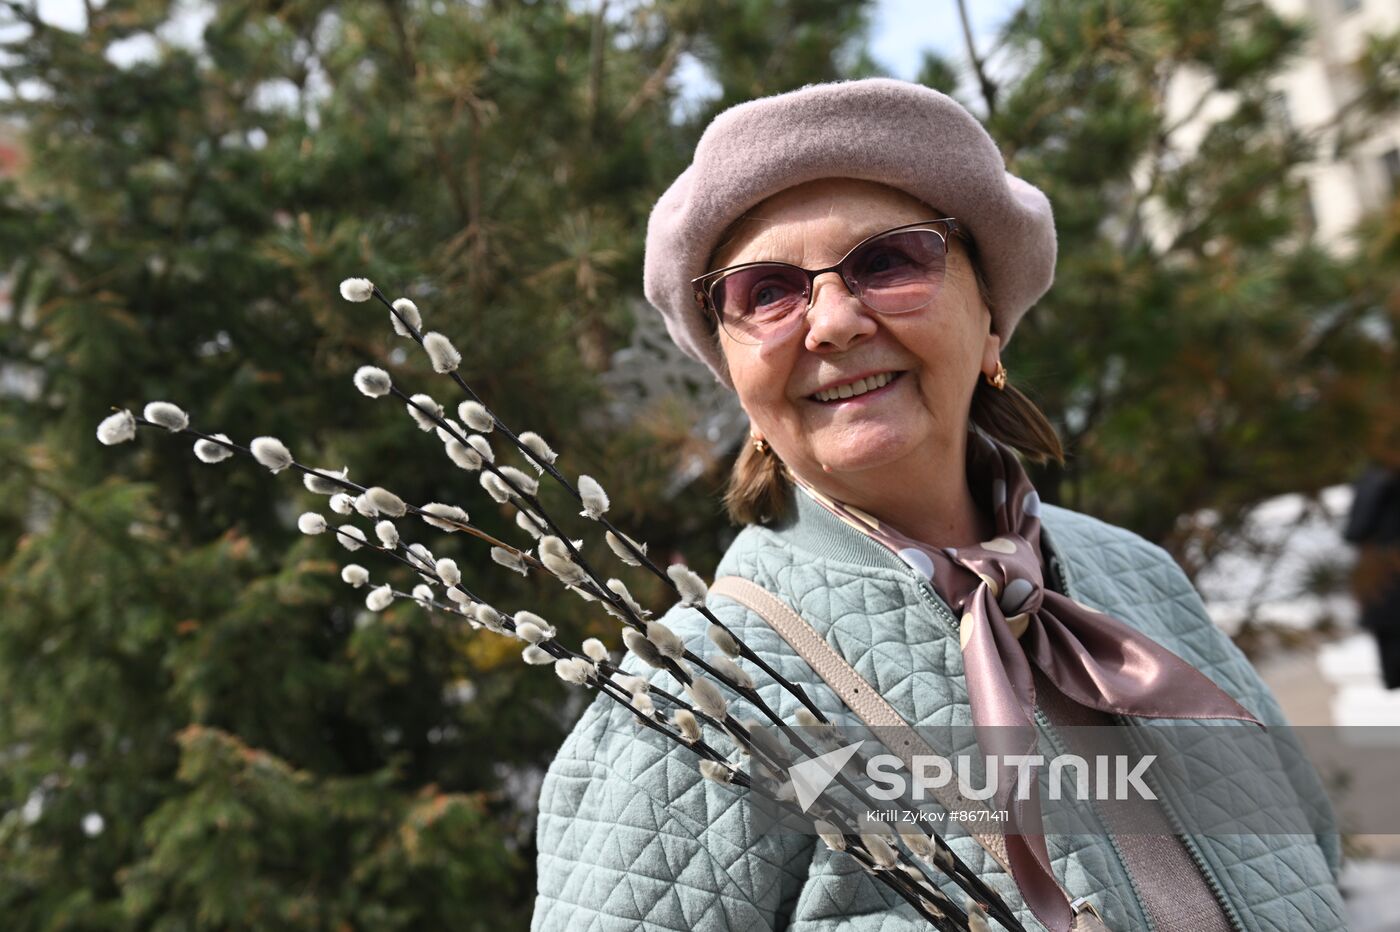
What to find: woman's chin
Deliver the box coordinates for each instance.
[807,428,916,473]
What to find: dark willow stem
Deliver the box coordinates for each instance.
[143,418,528,562]
[364,290,1023,930]
[127,415,983,931]
[372,292,829,717]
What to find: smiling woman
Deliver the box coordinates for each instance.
[532,78,1346,932]
[702,178,1063,538]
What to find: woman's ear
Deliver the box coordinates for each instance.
[981,329,1003,380]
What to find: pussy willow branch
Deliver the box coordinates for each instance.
[342,548,967,930]
[381,383,1012,923]
[133,416,799,797]
[137,416,538,569]
[124,416,978,931]
[389,596,967,932]
[372,287,827,722]
[369,290,1021,929]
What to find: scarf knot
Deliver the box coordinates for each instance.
[950,534,1045,644]
[787,430,1262,932]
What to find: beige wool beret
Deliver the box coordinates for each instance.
[642,77,1057,389]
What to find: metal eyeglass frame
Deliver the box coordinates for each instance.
[689,217,962,341]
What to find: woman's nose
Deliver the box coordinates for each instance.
[803,271,877,352]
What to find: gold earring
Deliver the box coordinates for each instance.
[751,434,769,455]
[985,360,1007,390]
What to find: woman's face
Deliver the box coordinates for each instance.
[712,178,1001,487]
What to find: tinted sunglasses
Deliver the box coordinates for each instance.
[691,218,961,346]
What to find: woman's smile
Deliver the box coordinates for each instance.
[805,369,908,406]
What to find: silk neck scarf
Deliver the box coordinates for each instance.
[784,428,1262,932]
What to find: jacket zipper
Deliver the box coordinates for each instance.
[1029,703,1156,932]
[902,547,1253,932]
[1046,553,1245,932]
[1041,551,1248,929]
[898,558,1155,929]
[1036,557,1157,932]
[1117,715,1247,932]
[868,543,1248,932]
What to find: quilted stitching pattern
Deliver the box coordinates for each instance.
[531,501,1345,932]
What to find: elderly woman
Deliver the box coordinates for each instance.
[531,79,1344,932]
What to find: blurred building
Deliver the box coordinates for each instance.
[0,122,21,178]
[1270,0,1400,248]
[0,122,37,401]
[1150,0,1400,254]
[0,122,19,326]
[1191,483,1358,635]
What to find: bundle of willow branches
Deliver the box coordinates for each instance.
[96,278,1026,932]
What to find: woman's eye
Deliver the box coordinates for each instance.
[860,247,912,275]
[750,281,792,311]
[753,285,781,306]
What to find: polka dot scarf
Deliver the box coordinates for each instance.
[786,428,1261,932]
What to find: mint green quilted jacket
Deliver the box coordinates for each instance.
[531,488,1346,932]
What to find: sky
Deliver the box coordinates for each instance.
[870,0,1018,81]
[25,0,1021,86]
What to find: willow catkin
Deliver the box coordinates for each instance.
[814,820,846,851]
[458,401,494,432]
[422,331,461,373]
[364,486,407,518]
[518,431,557,472]
[684,676,728,721]
[375,521,399,548]
[673,708,701,743]
[644,621,685,660]
[194,434,234,463]
[250,436,293,473]
[621,627,664,669]
[303,466,347,494]
[861,833,899,870]
[406,393,442,432]
[97,410,136,445]
[353,366,392,398]
[143,401,188,431]
[578,475,609,519]
[339,277,373,302]
[498,465,539,497]
[435,558,461,586]
[421,502,470,531]
[707,623,741,657]
[365,585,394,612]
[711,655,753,690]
[446,438,483,471]
[667,563,708,606]
[297,513,327,535]
[390,297,421,336]
[605,529,646,566]
[336,525,367,552]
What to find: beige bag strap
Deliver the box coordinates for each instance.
[708,575,1111,932]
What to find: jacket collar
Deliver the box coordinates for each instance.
[763,478,1070,589]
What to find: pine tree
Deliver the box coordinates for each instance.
[0,1,875,927]
[961,1,1400,561]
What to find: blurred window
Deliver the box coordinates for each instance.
[1382,148,1400,198]
[1265,91,1292,132]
